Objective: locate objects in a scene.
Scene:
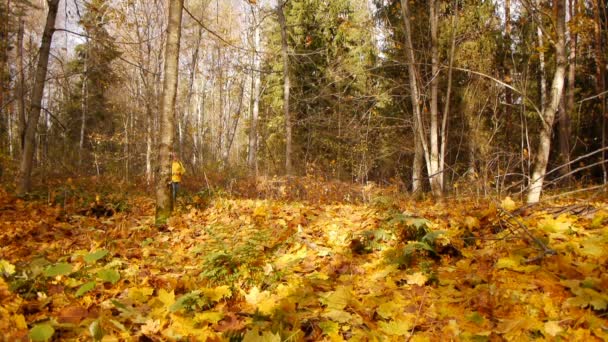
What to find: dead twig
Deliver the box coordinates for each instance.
[498,208,556,261]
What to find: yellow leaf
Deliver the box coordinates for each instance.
[201,285,231,302]
[495,256,539,273]
[405,272,428,286]
[194,311,224,325]
[141,319,161,335]
[242,328,281,342]
[164,314,214,340]
[319,321,339,335]
[580,237,606,258]
[129,287,154,303]
[496,256,521,269]
[378,318,413,336]
[244,286,262,305]
[544,321,563,337]
[158,289,175,308]
[13,314,27,330]
[253,205,268,218]
[538,215,572,233]
[376,301,403,320]
[464,216,480,229]
[501,196,517,211]
[322,309,353,323]
[244,286,277,315]
[0,260,15,276]
[321,286,352,310]
[274,246,308,269]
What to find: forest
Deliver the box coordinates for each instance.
[0,0,607,340]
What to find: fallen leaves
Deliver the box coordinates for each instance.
[0,188,607,340]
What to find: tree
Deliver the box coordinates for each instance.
[276,0,292,176]
[17,0,60,195]
[399,0,445,197]
[527,0,567,203]
[155,0,184,224]
[247,2,262,175]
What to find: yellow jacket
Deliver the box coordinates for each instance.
[171,160,186,183]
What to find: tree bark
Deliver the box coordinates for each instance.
[440,2,458,191]
[248,4,261,175]
[562,0,577,181]
[592,0,607,183]
[429,0,442,197]
[16,16,25,153]
[536,0,547,114]
[155,0,183,224]
[0,0,10,119]
[17,0,60,196]
[400,0,427,193]
[504,0,513,121]
[277,1,292,175]
[527,0,567,204]
[79,40,88,166]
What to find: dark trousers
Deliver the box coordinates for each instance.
[171,182,180,203]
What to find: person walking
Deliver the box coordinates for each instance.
[171,153,186,204]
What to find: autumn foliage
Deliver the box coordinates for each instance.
[1,179,607,341]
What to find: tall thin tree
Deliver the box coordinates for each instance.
[155,0,184,224]
[17,0,61,195]
[276,0,292,175]
[527,0,567,203]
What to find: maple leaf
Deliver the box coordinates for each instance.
[320,286,352,310]
[0,259,15,276]
[378,318,412,336]
[243,286,277,315]
[194,311,224,325]
[141,319,161,335]
[158,289,176,308]
[128,286,154,303]
[242,328,281,342]
[322,309,354,323]
[464,216,480,229]
[537,215,574,234]
[376,301,403,320]
[405,272,428,286]
[163,314,216,340]
[201,285,232,302]
[544,321,563,337]
[501,196,517,211]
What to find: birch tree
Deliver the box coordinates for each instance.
[527,0,567,203]
[156,0,184,224]
[399,0,443,196]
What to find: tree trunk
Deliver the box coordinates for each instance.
[400,0,432,194]
[536,0,547,114]
[0,0,10,119]
[527,0,567,204]
[155,0,183,224]
[429,0,442,197]
[561,0,577,182]
[79,41,88,166]
[277,1,292,175]
[16,16,25,153]
[17,0,60,196]
[504,0,513,121]
[592,0,607,183]
[248,4,261,175]
[440,3,458,191]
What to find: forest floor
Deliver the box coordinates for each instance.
[1,179,608,341]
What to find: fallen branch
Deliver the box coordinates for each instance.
[498,208,556,261]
